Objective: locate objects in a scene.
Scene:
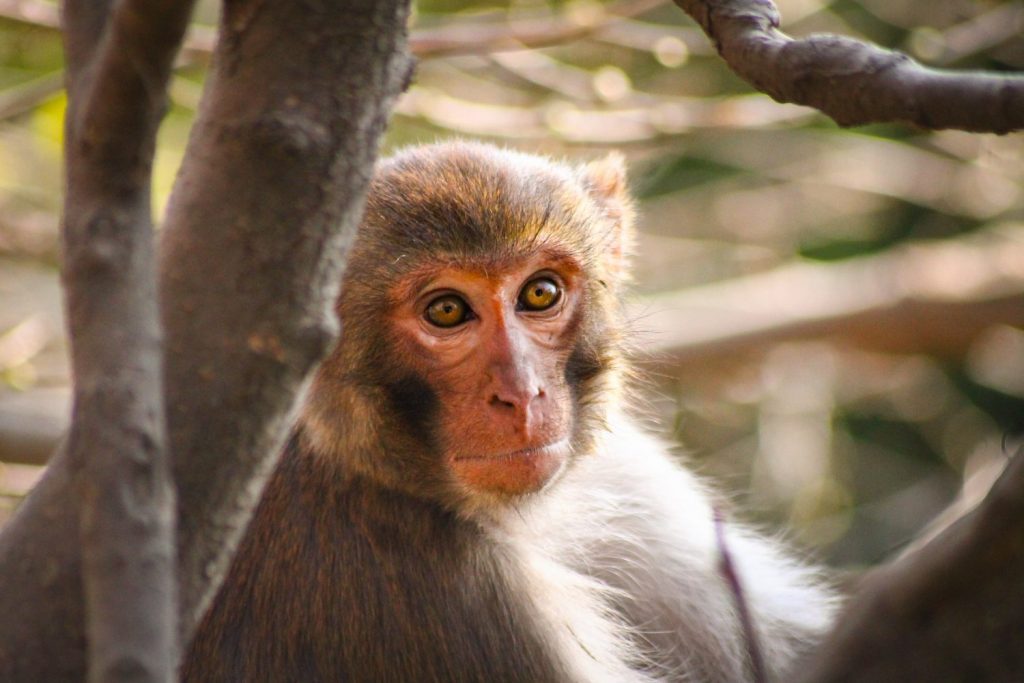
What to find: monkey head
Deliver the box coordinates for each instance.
[302,142,634,515]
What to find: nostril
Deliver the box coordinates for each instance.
[489,394,516,410]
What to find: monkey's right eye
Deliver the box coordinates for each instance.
[425,294,470,328]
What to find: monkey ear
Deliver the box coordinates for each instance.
[579,152,634,281]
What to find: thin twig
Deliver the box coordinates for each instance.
[0,71,64,120]
[410,0,666,57]
[0,0,664,61]
[713,506,768,683]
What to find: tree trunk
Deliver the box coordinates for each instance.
[0,1,413,679]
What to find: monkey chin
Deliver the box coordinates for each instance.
[448,438,570,497]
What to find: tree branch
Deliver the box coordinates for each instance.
[409,0,665,58]
[58,0,113,86]
[397,87,813,142]
[59,0,195,680]
[2,0,664,63]
[636,226,1024,371]
[673,0,1024,132]
[797,446,1024,681]
[158,0,414,644]
[1,0,216,64]
[0,395,64,466]
[0,71,64,121]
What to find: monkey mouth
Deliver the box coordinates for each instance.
[449,438,570,496]
[456,439,570,462]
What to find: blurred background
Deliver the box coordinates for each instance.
[0,0,1022,568]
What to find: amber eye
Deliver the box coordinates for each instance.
[425,294,470,328]
[518,277,561,311]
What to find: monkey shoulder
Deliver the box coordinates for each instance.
[521,415,839,681]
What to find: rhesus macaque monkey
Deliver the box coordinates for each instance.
[183,142,836,682]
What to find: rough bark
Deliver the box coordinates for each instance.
[673,0,1024,132]
[0,0,413,680]
[62,0,193,680]
[161,0,413,638]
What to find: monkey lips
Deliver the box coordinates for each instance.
[448,438,570,496]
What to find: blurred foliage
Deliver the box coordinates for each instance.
[0,0,1022,565]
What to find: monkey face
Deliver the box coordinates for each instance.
[387,253,584,498]
[302,142,633,514]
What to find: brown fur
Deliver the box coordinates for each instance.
[183,432,566,682]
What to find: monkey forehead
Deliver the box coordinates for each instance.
[362,142,614,263]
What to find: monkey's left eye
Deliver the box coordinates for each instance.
[518,277,561,311]
[425,294,471,328]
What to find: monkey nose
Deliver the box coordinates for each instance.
[488,387,545,432]
[488,386,543,412]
